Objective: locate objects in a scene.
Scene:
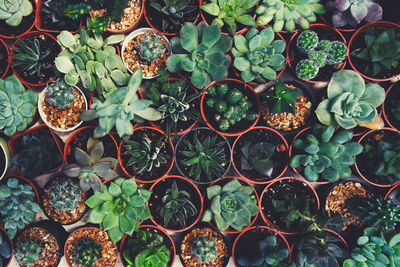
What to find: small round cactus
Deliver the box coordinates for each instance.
[49,179,82,212]
[46,80,76,109]
[138,33,164,62]
[70,238,103,267]
[192,236,217,263]
[308,50,327,68]
[296,59,319,80]
[325,41,348,65]
[297,31,319,52]
[14,238,43,266]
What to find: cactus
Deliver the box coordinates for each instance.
[70,238,103,267]
[297,31,319,52]
[296,59,319,80]
[46,80,76,109]
[323,41,348,65]
[49,179,82,212]
[192,236,217,263]
[138,34,165,63]
[308,50,327,68]
[0,0,33,26]
[14,238,43,267]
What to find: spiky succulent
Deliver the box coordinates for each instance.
[202,179,259,231]
[232,27,286,83]
[332,0,382,27]
[138,34,165,63]
[49,178,82,212]
[123,133,167,175]
[297,30,319,52]
[260,80,302,114]
[241,141,276,177]
[296,59,319,80]
[291,124,364,182]
[64,3,91,21]
[322,41,348,65]
[166,22,232,89]
[63,137,118,192]
[316,70,385,129]
[0,0,33,26]
[0,75,37,136]
[192,236,217,263]
[0,178,42,239]
[14,238,43,266]
[255,0,326,32]
[70,238,103,267]
[46,80,76,109]
[0,232,11,267]
[160,180,197,228]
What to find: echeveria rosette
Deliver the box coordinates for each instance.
[316,70,385,129]
[166,22,232,89]
[332,0,382,28]
[232,27,286,83]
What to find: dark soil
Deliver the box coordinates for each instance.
[232,128,288,182]
[0,0,35,37]
[149,177,201,230]
[0,42,8,77]
[120,128,173,181]
[385,85,400,130]
[40,12,80,32]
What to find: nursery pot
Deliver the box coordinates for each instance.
[0,0,36,39]
[286,23,347,84]
[382,83,400,132]
[385,182,400,205]
[0,227,12,267]
[0,38,10,79]
[149,175,203,233]
[348,21,400,82]
[231,126,289,184]
[0,137,11,180]
[200,79,261,137]
[105,0,145,35]
[119,224,176,267]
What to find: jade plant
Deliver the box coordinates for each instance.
[166,22,232,89]
[0,232,11,267]
[85,178,152,244]
[0,178,42,238]
[122,229,171,267]
[201,0,257,35]
[63,137,118,192]
[202,179,259,231]
[192,236,217,263]
[79,68,162,138]
[49,179,82,212]
[70,238,103,267]
[0,75,37,136]
[316,70,385,129]
[14,238,43,266]
[46,80,76,109]
[232,27,286,83]
[260,80,301,114]
[351,28,400,77]
[241,141,276,177]
[290,124,364,182]
[206,83,258,131]
[0,0,33,26]
[255,0,325,32]
[331,0,383,28]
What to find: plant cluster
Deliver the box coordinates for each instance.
[290,124,363,182]
[0,0,33,26]
[85,178,152,243]
[49,179,82,212]
[295,31,347,80]
[232,27,286,83]
[202,179,259,231]
[331,0,383,28]
[0,75,37,136]
[46,80,76,109]
[206,83,258,131]
[260,80,302,114]
[0,178,42,238]
[0,232,11,267]
[241,141,276,177]
[14,238,43,266]
[192,236,217,263]
[70,238,103,267]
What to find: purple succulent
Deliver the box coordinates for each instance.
[332,0,382,27]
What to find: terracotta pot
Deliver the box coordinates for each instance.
[0,0,36,39]
[105,0,145,35]
[385,181,400,203]
[382,83,400,132]
[0,38,10,79]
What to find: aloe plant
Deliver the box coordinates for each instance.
[260,80,302,114]
[0,0,33,26]
[331,0,382,27]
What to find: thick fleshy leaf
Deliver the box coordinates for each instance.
[180,23,198,52]
[328,70,365,99]
[359,83,385,108]
[336,0,350,11]
[316,99,334,126]
[350,5,368,24]
[365,2,383,22]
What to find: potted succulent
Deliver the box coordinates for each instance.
[149,175,203,232]
[120,225,176,267]
[0,0,36,39]
[348,21,400,82]
[232,226,291,267]
[118,126,174,183]
[259,177,320,234]
[355,128,400,187]
[64,227,118,267]
[200,80,260,136]
[0,39,9,78]
[144,0,199,35]
[287,25,347,83]
[199,0,257,35]
[232,126,289,184]
[166,21,232,89]
[383,83,400,131]
[11,31,61,87]
[0,227,12,267]
[122,28,171,79]
[38,80,87,132]
[175,127,231,184]
[0,137,10,180]
[179,226,229,267]
[385,182,400,205]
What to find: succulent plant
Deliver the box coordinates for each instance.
[79,68,162,138]
[63,137,118,192]
[308,50,327,68]
[206,83,258,131]
[166,22,232,89]
[0,75,37,136]
[11,134,63,179]
[160,180,197,228]
[322,41,348,65]
[86,178,152,244]
[297,30,319,52]
[0,232,11,266]
[351,28,400,77]
[241,141,276,177]
[46,80,76,109]
[192,236,217,263]
[0,178,42,238]
[41,0,80,30]
[138,33,165,63]
[179,130,228,182]
[122,133,168,175]
[49,178,82,212]
[236,235,289,267]
[0,0,33,26]
[201,0,257,35]
[316,70,385,129]
[55,28,128,98]
[64,3,91,21]
[232,27,286,83]
[14,238,43,266]
[296,59,319,80]
[332,0,382,27]
[70,238,103,267]
[202,179,259,231]
[290,124,364,182]
[260,80,302,114]
[255,0,326,32]
[122,229,171,267]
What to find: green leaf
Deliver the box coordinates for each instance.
[181,23,198,53]
[103,213,118,230]
[201,3,220,16]
[55,56,74,73]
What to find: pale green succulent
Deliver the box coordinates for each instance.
[0,0,33,27]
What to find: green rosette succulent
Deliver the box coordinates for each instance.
[0,0,33,26]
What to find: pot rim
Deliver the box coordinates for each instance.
[0,0,37,39]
